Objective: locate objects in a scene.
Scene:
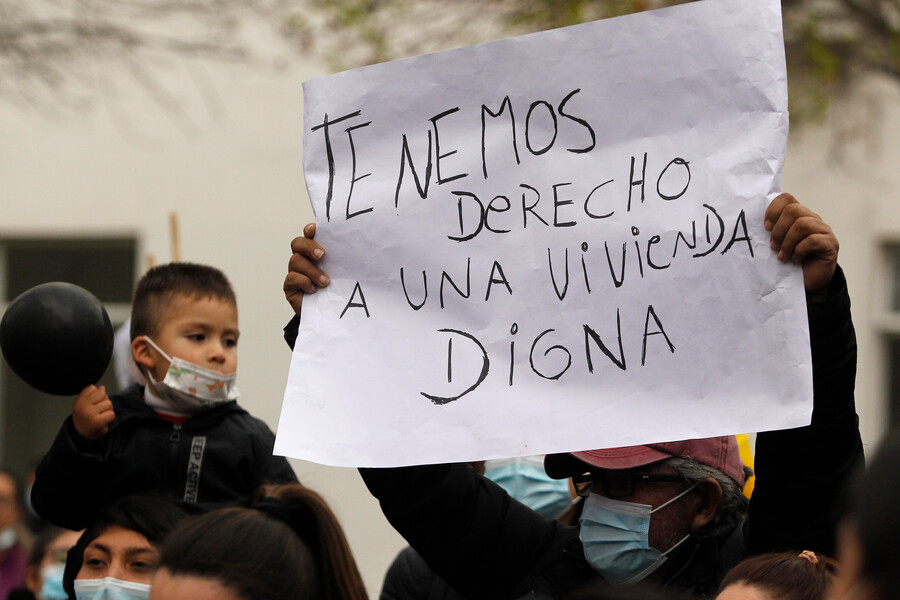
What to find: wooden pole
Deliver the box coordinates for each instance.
[169,212,181,263]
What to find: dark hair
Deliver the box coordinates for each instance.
[157,483,368,600]
[667,457,748,529]
[63,496,186,598]
[848,428,900,599]
[129,262,236,340]
[718,551,838,600]
[27,526,67,569]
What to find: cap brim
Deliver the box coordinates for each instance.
[544,453,591,479]
[544,445,673,479]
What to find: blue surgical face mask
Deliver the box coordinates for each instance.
[39,563,68,600]
[578,483,697,585]
[73,577,151,600]
[0,526,17,551]
[484,457,574,519]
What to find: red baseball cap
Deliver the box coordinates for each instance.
[544,436,746,487]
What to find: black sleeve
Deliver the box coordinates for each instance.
[380,546,471,600]
[284,315,300,350]
[360,463,573,600]
[748,266,864,555]
[30,417,113,530]
[249,418,298,487]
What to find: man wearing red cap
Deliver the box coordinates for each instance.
[285,194,863,597]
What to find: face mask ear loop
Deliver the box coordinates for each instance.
[137,336,171,391]
[142,336,173,364]
[652,482,700,570]
[649,482,699,515]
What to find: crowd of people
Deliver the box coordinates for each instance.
[0,193,895,599]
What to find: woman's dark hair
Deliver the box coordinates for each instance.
[718,551,838,600]
[157,483,368,600]
[62,496,186,598]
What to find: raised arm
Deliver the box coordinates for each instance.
[750,193,863,555]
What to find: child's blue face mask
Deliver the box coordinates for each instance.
[578,483,697,585]
[73,577,151,600]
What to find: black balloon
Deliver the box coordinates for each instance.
[0,282,114,395]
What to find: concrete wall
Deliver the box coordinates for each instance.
[783,76,900,453]
[1,59,408,596]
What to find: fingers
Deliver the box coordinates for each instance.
[766,193,827,263]
[764,192,797,233]
[782,223,837,265]
[73,385,115,440]
[775,213,833,263]
[285,223,329,317]
[290,232,324,259]
[765,193,838,294]
[78,384,109,407]
[94,403,116,436]
[286,242,330,293]
[283,272,307,315]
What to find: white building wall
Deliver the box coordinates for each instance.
[1,59,408,595]
[783,76,900,453]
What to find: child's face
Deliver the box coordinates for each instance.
[142,294,239,383]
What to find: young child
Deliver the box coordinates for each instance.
[30,263,297,531]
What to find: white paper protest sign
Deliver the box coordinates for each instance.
[276,0,811,467]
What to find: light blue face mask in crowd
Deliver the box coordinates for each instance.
[39,563,68,600]
[73,577,151,600]
[484,456,574,519]
[579,483,698,585]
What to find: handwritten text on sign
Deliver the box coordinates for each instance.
[276,0,813,467]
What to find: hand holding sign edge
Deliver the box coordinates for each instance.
[284,223,330,317]
[765,193,838,298]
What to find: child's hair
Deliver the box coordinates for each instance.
[63,496,186,597]
[157,482,368,600]
[129,262,236,341]
[718,551,838,600]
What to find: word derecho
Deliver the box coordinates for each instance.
[308,89,757,403]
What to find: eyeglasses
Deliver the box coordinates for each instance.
[572,470,687,499]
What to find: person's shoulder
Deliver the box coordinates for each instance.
[213,400,253,420]
[230,407,276,434]
[192,402,273,432]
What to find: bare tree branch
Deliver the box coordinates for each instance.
[2,0,898,133]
